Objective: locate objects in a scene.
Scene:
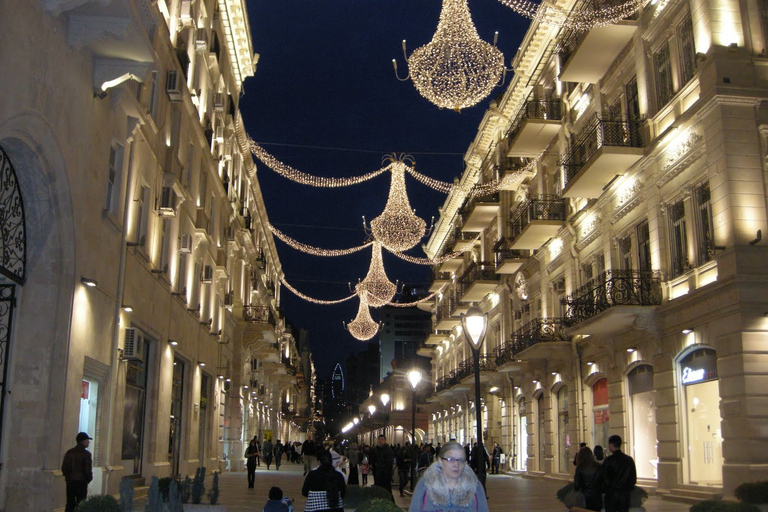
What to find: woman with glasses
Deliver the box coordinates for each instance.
[408,441,489,512]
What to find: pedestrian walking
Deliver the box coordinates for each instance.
[594,445,605,463]
[275,440,284,470]
[360,455,370,486]
[408,441,488,512]
[263,438,274,470]
[574,446,605,512]
[303,438,316,476]
[396,444,411,497]
[302,450,347,512]
[246,439,259,489]
[603,435,637,512]
[61,432,93,512]
[491,443,502,474]
[347,443,360,485]
[372,434,394,494]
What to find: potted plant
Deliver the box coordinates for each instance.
[556,482,585,509]
[75,494,121,512]
[183,467,226,512]
[356,498,403,512]
[691,500,761,512]
[344,485,395,511]
[736,482,768,512]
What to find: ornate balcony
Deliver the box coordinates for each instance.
[509,196,566,250]
[507,95,563,157]
[429,270,452,293]
[560,116,644,199]
[458,262,498,302]
[434,299,460,331]
[243,305,270,323]
[461,192,500,232]
[495,318,571,368]
[562,270,662,335]
[494,239,528,274]
[558,0,638,83]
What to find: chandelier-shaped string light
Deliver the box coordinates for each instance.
[366,157,430,252]
[494,0,642,31]
[344,296,380,341]
[394,0,505,111]
[269,223,373,256]
[280,277,357,305]
[355,241,397,308]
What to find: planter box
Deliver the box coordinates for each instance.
[184,505,227,512]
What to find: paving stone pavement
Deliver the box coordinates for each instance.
[137,461,693,512]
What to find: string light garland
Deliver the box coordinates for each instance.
[367,159,428,252]
[280,276,357,305]
[386,283,450,307]
[496,0,643,31]
[344,296,380,341]
[269,223,373,256]
[389,244,478,265]
[355,242,397,307]
[394,0,505,111]
[250,139,389,187]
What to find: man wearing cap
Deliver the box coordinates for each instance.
[62,432,93,512]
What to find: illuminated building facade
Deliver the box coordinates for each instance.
[421,0,768,499]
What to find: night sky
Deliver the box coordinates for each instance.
[240,0,531,377]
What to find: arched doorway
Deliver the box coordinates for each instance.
[516,396,527,471]
[556,385,570,473]
[627,364,657,479]
[591,378,609,449]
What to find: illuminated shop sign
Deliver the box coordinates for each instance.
[680,348,717,386]
[681,367,705,384]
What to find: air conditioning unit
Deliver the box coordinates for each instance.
[195,28,208,52]
[201,265,214,283]
[166,70,183,103]
[224,226,235,240]
[215,125,224,143]
[213,93,225,112]
[159,187,177,216]
[123,327,145,361]
[179,233,193,253]
[179,0,192,21]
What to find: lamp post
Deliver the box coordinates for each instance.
[380,393,390,440]
[461,305,488,492]
[407,369,422,491]
[368,404,376,446]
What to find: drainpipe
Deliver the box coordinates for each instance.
[103,126,140,493]
[566,219,586,445]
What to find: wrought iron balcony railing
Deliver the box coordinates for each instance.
[509,196,567,240]
[460,192,500,222]
[243,305,270,323]
[507,95,562,142]
[494,318,570,365]
[562,270,662,326]
[560,115,644,186]
[457,262,498,289]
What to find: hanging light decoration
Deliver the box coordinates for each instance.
[367,158,428,252]
[344,296,380,341]
[394,0,505,111]
[355,241,397,307]
[496,0,643,31]
[280,277,357,305]
[270,223,373,256]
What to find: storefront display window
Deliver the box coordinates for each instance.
[517,398,527,470]
[679,348,721,485]
[592,378,609,449]
[628,365,657,479]
[558,386,570,473]
[537,394,545,471]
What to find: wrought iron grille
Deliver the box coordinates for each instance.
[457,262,497,290]
[0,147,26,285]
[560,115,643,186]
[507,93,562,143]
[243,305,270,322]
[509,196,566,240]
[494,247,529,270]
[562,270,662,326]
[0,285,15,451]
[495,318,570,365]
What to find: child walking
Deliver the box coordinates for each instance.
[360,457,369,486]
[263,487,293,512]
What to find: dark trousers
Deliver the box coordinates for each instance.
[275,454,282,469]
[65,481,88,512]
[362,473,368,485]
[264,455,272,469]
[605,490,631,512]
[492,457,500,474]
[397,467,409,495]
[247,463,256,488]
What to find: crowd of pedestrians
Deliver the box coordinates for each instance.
[573,435,638,512]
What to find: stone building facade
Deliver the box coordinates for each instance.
[421,0,768,500]
[0,0,313,510]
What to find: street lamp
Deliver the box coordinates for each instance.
[407,369,422,491]
[368,404,376,446]
[461,305,488,491]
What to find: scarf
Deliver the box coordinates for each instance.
[421,461,478,508]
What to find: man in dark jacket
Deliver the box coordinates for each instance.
[302,438,316,475]
[62,432,93,512]
[603,435,637,512]
[373,434,394,493]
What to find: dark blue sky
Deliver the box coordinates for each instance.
[241,0,530,377]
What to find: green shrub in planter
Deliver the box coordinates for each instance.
[735,483,768,504]
[157,476,174,502]
[344,485,395,509]
[356,498,403,512]
[557,483,576,504]
[74,494,121,512]
[691,500,761,512]
[631,487,649,507]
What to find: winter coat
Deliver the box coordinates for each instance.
[602,450,637,492]
[61,444,93,483]
[408,461,488,512]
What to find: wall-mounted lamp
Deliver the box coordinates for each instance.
[551,372,558,376]
[198,362,205,367]
[682,328,693,334]
[122,305,133,312]
[81,277,98,288]
[489,386,500,393]
[168,339,179,347]
[532,379,539,384]
[626,347,636,353]
[217,375,224,379]
[587,361,594,366]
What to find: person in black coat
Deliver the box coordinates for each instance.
[302,450,347,512]
[61,432,93,512]
[574,446,605,512]
[602,435,637,512]
[373,435,395,493]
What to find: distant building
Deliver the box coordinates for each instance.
[378,287,432,381]
[346,342,381,411]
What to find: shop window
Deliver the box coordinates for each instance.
[669,200,688,277]
[679,348,722,485]
[537,394,546,471]
[557,386,570,473]
[592,378,610,449]
[517,398,528,471]
[628,365,658,479]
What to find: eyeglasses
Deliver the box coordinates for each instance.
[441,456,466,464]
